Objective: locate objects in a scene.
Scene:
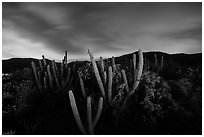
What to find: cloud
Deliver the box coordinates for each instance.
[2,2,202,60]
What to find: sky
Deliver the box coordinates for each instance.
[2,2,202,61]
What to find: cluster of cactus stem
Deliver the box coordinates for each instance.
[87,49,144,107]
[68,90,103,134]
[31,51,72,92]
[144,54,164,73]
[31,49,144,135]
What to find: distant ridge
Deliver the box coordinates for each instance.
[2,52,202,73]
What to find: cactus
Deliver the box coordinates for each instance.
[68,90,87,134]
[87,96,94,134]
[88,49,106,99]
[161,55,164,71]
[42,55,47,66]
[98,56,106,86]
[112,56,116,73]
[107,66,113,103]
[122,49,144,109]
[68,90,104,135]
[121,70,129,92]
[31,51,72,93]
[93,97,103,127]
[31,62,42,91]
[133,54,137,83]
[78,70,86,99]
[51,60,61,89]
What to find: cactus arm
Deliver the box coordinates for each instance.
[122,49,143,109]
[53,60,59,77]
[68,90,87,134]
[112,56,116,74]
[161,55,164,71]
[37,71,42,86]
[42,55,47,66]
[65,51,68,69]
[39,60,43,71]
[60,59,64,83]
[104,71,107,86]
[99,57,105,86]
[93,97,103,127]
[31,62,42,91]
[87,96,94,135]
[107,66,112,103]
[63,67,70,88]
[52,60,61,89]
[43,76,47,89]
[133,54,136,83]
[88,49,106,99]
[47,65,54,91]
[78,70,86,99]
[121,70,129,92]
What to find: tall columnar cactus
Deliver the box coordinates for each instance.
[68,90,104,135]
[68,90,87,134]
[112,56,116,74]
[107,66,113,103]
[31,62,42,91]
[161,55,164,71]
[98,57,106,86]
[122,49,144,108]
[31,51,72,92]
[78,70,86,99]
[88,49,106,99]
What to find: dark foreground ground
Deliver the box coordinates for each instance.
[2,52,202,135]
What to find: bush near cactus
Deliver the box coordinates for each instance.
[2,50,202,135]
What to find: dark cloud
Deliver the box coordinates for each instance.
[2,2,202,60]
[161,26,202,40]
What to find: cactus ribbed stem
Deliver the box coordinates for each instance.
[60,59,64,82]
[161,56,164,70]
[47,65,53,91]
[121,70,129,92]
[87,96,94,135]
[63,67,70,88]
[68,90,87,135]
[133,54,136,83]
[99,57,105,86]
[122,49,143,109]
[31,62,41,91]
[104,71,107,86]
[107,66,112,103]
[93,97,103,127]
[112,56,116,74]
[42,55,47,66]
[65,51,68,69]
[88,49,106,99]
[78,71,86,99]
[39,60,43,71]
[52,60,61,89]
[43,76,47,89]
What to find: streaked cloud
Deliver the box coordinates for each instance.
[2,2,202,60]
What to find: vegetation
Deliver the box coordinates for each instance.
[2,49,202,135]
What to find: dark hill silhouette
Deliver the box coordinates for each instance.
[2,51,202,74]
